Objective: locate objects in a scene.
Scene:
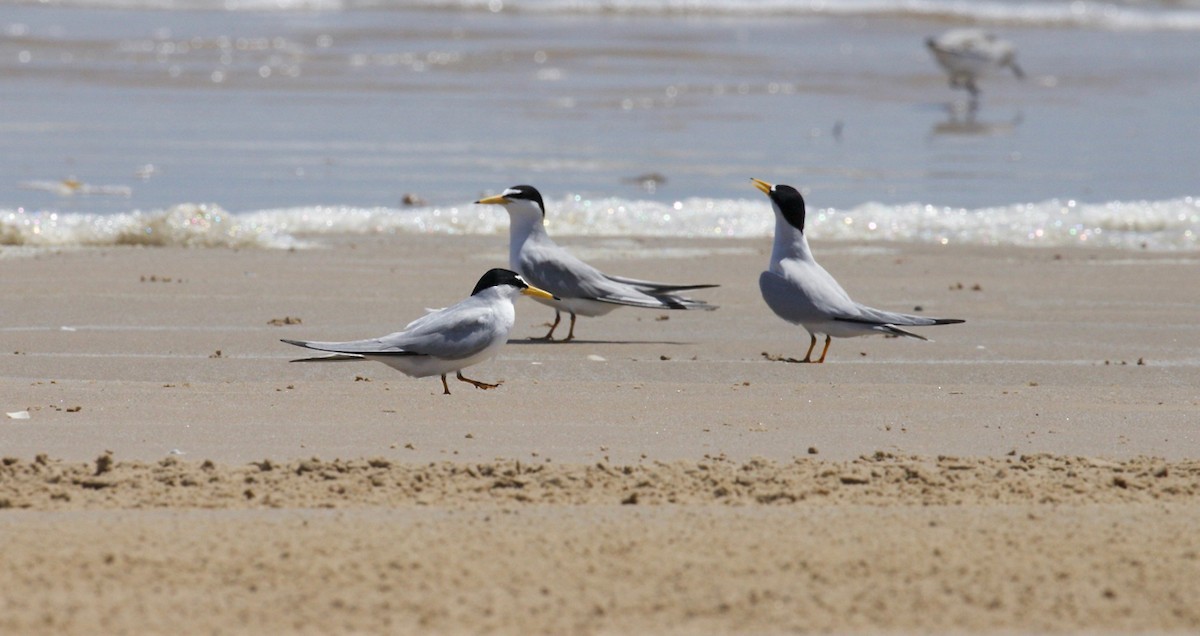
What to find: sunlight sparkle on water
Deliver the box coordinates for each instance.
[3,196,1197,252]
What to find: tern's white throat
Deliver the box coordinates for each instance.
[504,199,548,265]
[751,178,815,270]
[771,204,813,270]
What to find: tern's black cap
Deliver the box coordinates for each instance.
[769,184,807,233]
[471,268,529,296]
[503,185,545,216]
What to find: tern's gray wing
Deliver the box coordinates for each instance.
[760,265,963,332]
[517,240,617,298]
[825,303,963,342]
[283,350,370,363]
[843,304,946,327]
[283,297,500,361]
[600,273,718,294]
[759,269,839,324]
[520,241,713,309]
[373,297,501,360]
[759,259,861,324]
[281,336,418,356]
[834,304,964,336]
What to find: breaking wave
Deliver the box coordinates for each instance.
[10,0,1200,32]
[2,195,1196,254]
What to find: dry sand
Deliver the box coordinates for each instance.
[2,235,1199,634]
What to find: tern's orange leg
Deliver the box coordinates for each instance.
[456,371,501,391]
[800,333,818,363]
[439,374,451,395]
[564,312,578,342]
[815,335,832,363]
[536,310,562,340]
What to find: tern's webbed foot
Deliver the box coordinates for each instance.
[536,311,563,340]
[533,321,561,340]
[456,371,502,391]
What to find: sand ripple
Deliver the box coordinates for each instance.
[3,452,1197,510]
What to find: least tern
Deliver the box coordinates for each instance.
[281,268,555,394]
[926,29,1024,98]
[475,185,717,341]
[751,178,963,363]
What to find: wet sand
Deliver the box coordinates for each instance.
[2,235,1199,634]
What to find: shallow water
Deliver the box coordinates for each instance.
[1,0,1197,249]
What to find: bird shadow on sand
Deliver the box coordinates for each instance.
[506,338,695,346]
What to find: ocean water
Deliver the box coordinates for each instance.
[1,0,1197,251]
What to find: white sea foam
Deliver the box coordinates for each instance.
[14,0,1200,31]
[0,203,304,251]
[2,196,1196,254]
[415,0,1200,31]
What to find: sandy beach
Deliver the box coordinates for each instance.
[2,236,1198,634]
[4,0,1199,631]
